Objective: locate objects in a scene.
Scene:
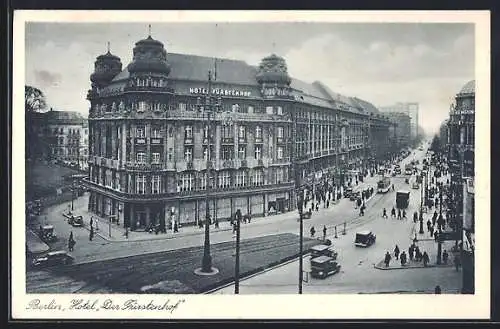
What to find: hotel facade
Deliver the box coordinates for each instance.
[84,34,395,230]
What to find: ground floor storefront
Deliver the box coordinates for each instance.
[87,189,294,231]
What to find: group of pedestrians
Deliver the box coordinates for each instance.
[384,243,431,268]
[385,207,406,220]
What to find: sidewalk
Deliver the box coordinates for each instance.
[48,189,362,244]
[375,221,458,271]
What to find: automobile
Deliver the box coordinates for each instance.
[395,168,402,175]
[32,250,74,268]
[68,215,84,227]
[344,187,353,198]
[39,225,58,243]
[396,190,411,209]
[310,256,341,279]
[309,244,338,260]
[354,230,376,247]
[349,191,361,201]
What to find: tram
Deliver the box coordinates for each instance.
[377,176,391,193]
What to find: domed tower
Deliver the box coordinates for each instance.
[127,32,171,76]
[256,54,292,98]
[89,43,123,91]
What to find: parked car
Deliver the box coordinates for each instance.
[32,250,74,268]
[68,215,84,227]
[354,230,376,247]
[39,225,58,243]
[310,256,341,279]
[309,244,338,260]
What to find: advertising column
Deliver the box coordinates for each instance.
[461,177,474,294]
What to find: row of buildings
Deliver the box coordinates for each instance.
[440,79,475,294]
[30,109,89,171]
[83,32,417,230]
[379,102,420,141]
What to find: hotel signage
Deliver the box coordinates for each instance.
[189,87,252,97]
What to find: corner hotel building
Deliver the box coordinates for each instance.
[84,33,394,230]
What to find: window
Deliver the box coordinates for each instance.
[266,106,273,114]
[221,145,233,160]
[152,175,161,194]
[135,126,145,138]
[248,106,254,114]
[152,152,160,164]
[179,173,194,192]
[252,170,263,186]
[232,104,240,112]
[199,173,207,190]
[222,125,232,139]
[236,171,247,187]
[255,145,262,160]
[276,168,284,184]
[203,125,209,139]
[218,171,231,188]
[136,175,146,194]
[277,106,283,115]
[178,103,187,111]
[136,152,146,164]
[277,146,284,159]
[238,145,246,159]
[168,148,174,162]
[138,101,147,112]
[277,126,284,138]
[151,127,161,138]
[185,125,193,139]
[255,126,262,139]
[238,125,246,139]
[168,127,174,137]
[184,146,193,162]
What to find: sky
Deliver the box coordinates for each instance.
[25,22,475,134]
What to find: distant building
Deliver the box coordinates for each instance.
[379,102,419,140]
[36,109,89,170]
[384,112,411,149]
[439,119,449,150]
[447,79,475,294]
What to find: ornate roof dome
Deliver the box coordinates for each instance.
[127,35,171,75]
[90,47,123,87]
[458,80,475,95]
[256,53,291,85]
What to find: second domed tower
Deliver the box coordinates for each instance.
[127,35,171,76]
[90,46,123,90]
[256,54,292,98]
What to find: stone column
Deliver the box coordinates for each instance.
[121,122,127,164]
[111,125,117,160]
[101,124,106,157]
[146,123,151,163]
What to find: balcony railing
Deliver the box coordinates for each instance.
[84,178,294,201]
[238,137,247,144]
[150,138,163,145]
[184,137,194,145]
[134,137,147,145]
[255,137,263,144]
[221,137,234,144]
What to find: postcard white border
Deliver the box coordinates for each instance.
[12,10,491,319]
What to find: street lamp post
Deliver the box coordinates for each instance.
[298,197,304,294]
[235,209,241,294]
[195,69,225,275]
[419,173,424,234]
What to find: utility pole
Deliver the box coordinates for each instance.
[235,209,241,294]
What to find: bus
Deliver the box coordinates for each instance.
[377,177,391,193]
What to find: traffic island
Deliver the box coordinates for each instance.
[45,233,322,294]
[374,259,454,270]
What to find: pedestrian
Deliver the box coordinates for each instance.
[316,203,319,212]
[215,218,219,229]
[232,221,237,234]
[323,225,327,240]
[394,245,400,260]
[326,200,330,208]
[400,251,407,266]
[434,285,442,294]
[427,219,432,232]
[124,226,129,239]
[68,231,75,251]
[392,184,395,191]
[89,226,94,241]
[422,251,430,267]
[442,250,449,265]
[90,217,94,229]
[391,207,396,218]
[174,221,179,233]
[402,210,406,219]
[382,208,388,218]
[199,219,204,228]
[415,246,421,261]
[430,226,434,237]
[413,212,418,223]
[454,254,460,271]
[310,226,316,238]
[408,245,414,261]
[397,209,402,220]
[384,251,391,267]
